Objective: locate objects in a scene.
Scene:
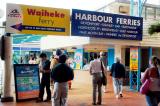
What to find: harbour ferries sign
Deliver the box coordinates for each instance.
[71,9,143,41]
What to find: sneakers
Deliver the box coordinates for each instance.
[116,95,119,99]
[36,98,51,102]
[92,103,96,105]
[103,89,107,93]
[97,102,101,105]
[36,98,43,103]
[119,94,123,98]
[44,98,51,102]
[116,94,123,99]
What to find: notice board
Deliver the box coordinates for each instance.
[14,64,40,102]
[130,47,139,71]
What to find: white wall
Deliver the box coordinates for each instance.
[40,36,90,50]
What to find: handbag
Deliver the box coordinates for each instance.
[140,79,151,94]
[101,61,107,85]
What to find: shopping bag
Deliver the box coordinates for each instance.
[140,79,151,94]
[101,61,106,85]
[102,71,106,85]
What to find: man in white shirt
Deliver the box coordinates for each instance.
[89,53,103,105]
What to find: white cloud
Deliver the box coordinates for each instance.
[0,0,113,21]
[0,0,159,21]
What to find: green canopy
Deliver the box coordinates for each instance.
[12,34,44,44]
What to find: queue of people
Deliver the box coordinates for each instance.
[36,51,126,106]
[36,49,74,106]
[35,49,160,106]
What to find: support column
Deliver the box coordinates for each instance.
[114,45,125,64]
[137,47,141,90]
[130,0,134,16]
[115,45,122,60]
[138,0,142,16]
[107,48,114,69]
[148,47,152,67]
[129,47,141,91]
[1,33,14,102]
[149,47,152,60]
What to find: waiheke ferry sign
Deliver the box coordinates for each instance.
[6,3,70,35]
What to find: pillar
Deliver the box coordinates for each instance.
[115,45,121,60]
[107,48,114,68]
[137,47,141,90]
[114,45,125,64]
[149,47,152,59]
[138,0,142,16]
[149,47,152,67]
[130,0,134,16]
[1,33,14,102]
[129,47,141,91]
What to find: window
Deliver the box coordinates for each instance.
[141,7,146,20]
[146,7,156,20]
[119,6,129,15]
[156,8,160,19]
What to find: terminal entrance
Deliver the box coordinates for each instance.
[0,2,157,106]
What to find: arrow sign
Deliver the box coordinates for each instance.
[11,23,23,31]
[11,23,65,32]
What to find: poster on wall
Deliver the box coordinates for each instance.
[130,47,138,71]
[74,49,83,69]
[6,3,70,35]
[14,64,40,102]
[72,9,143,40]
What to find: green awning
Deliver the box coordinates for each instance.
[12,34,44,44]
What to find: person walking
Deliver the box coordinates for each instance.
[89,53,103,105]
[142,56,160,106]
[100,51,107,93]
[50,49,62,70]
[36,53,51,102]
[66,57,74,90]
[110,57,125,99]
[50,49,63,87]
[51,54,74,106]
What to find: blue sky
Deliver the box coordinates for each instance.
[0,0,160,21]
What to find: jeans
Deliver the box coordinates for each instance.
[92,73,103,104]
[39,73,51,100]
[146,91,160,106]
[52,82,68,106]
[112,77,123,95]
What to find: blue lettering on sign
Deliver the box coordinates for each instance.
[71,9,143,41]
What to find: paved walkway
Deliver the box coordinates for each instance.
[0,71,148,106]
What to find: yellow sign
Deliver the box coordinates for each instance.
[130,47,138,71]
[6,3,70,35]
